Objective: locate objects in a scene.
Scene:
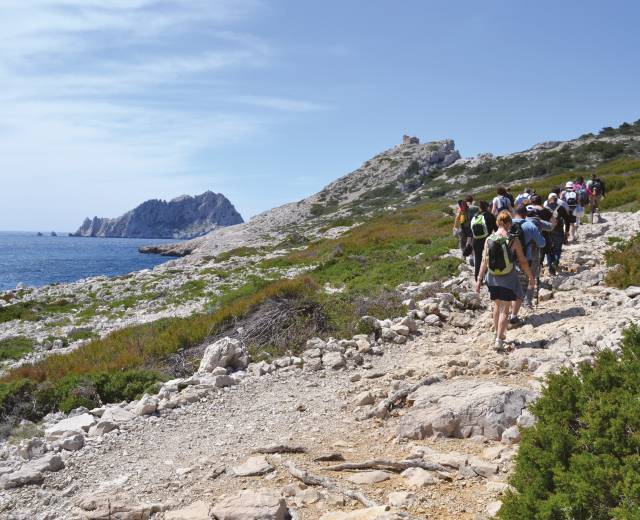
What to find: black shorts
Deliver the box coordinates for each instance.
[488,285,517,301]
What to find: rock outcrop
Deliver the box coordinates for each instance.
[72,191,243,239]
[142,140,462,257]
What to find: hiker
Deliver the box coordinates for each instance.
[466,195,480,220]
[453,199,473,259]
[543,193,571,275]
[560,181,580,241]
[471,200,498,281]
[586,174,606,198]
[514,187,534,207]
[491,187,513,216]
[586,174,606,220]
[475,210,535,351]
[574,176,590,207]
[509,205,546,322]
[505,187,515,208]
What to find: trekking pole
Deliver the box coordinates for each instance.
[535,275,540,307]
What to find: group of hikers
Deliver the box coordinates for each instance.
[453,174,606,351]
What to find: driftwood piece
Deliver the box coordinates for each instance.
[285,461,378,508]
[325,458,447,473]
[363,373,444,419]
[252,444,307,454]
[313,452,345,462]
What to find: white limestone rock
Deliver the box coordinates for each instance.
[320,507,400,520]
[347,470,390,485]
[501,425,521,445]
[55,432,85,451]
[230,456,274,477]
[101,406,135,423]
[353,391,376,407]
[89,421,119,437]
[45,413,96,442]
[134,394,158,416]
[210,489,289,520]
[17,437,49,460]
[322,351,346,370]
[397,380,536,441]
[165,501,211,520]
[198,337,248,373]
[401,467,435,487]
[0,467,44,489]
[388,491,417,508]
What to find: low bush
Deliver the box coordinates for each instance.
[0,298,77,323]
[0,336,33,361]
[499,324,640,519]
[604,234,640,289]
[3,277,319,386]
[67,329,98,342]
[0,370,161,437]
[215,246,262,262]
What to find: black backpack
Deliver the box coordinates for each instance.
[509,221,525,248]
[592,179,603,195]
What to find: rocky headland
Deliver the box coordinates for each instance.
[72,191,243,239]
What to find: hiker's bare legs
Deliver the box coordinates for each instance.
[511,299,523,317]
[498,301,510,340]
[494,300,509,340]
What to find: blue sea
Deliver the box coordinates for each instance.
[0,232,179,291]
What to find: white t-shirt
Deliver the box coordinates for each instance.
[492,195,510,213]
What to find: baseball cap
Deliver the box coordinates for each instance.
[548,193,558,200]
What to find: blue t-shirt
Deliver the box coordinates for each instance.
[512,218,546,260]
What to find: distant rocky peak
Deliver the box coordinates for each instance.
[72,191,243,239]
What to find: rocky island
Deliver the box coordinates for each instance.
[71,191,243,239]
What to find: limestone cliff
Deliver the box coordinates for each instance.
[72,191,243,239]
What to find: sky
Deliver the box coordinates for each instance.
[1,0,639,231]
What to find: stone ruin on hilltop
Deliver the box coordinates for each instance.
[402,134,420,145]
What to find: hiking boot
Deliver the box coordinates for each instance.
[494,338,505,352]
[509,316,525,327]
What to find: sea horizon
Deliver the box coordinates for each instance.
[0,231,179,291]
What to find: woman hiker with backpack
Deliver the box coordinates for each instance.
[491,187,513,216]
[471,200,497,281]
[543,192,572,275]
[475,210,535,352]
[453,199,474,260]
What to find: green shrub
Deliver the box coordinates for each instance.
[90,370,161,403]
[500,324,640,519]
[67,329,98,342]
[605,234,640,289]
[0,298,77,323]
[0,369,162,436]
[215,246,262,262]
[0,336,33,361]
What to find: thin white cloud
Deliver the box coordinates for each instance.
[232,95,329,112]
[0,1,297,229]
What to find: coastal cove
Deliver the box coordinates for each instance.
[0,232,178,291]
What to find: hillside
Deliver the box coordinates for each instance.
[140,138,461,257]
[72,191,243,239]
[1,119,640,518]
[143,121,640,258]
